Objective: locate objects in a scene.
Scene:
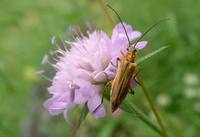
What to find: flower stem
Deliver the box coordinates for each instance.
[137,76,169,137]
[98,0,115,28]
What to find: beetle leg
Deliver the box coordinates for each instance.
[128,64,141,94]
[109,80,113,85]
[130,90,135,95]
[128,81,135,95]
[133,66,141,86]
[134,77,142,86]
[111,57,121,68]
[126,79,135,95]
[120,50,126,58]
[130,62,139,74]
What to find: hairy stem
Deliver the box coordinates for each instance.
[137,76,169,137]
[121,101,163,135]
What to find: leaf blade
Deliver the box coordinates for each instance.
[136,46,168,64]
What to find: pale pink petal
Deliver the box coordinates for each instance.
[74,91,87,104]
[93,71,108,82]
[112,23,141,43]
[87,93,106,118]
[43,98,68,115]
[131,31,142,39]
[112,23,134,40]
[87,94,102,112]
[78,84,95,97]
[134,41,148,50]
[74,79,96,97]
[92,104,106,118]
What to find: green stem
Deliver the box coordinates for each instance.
[122,101,163,135]
[137,76,169,137]
[98,0,115,28]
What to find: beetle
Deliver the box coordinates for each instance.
[111,49,139,112]
[106,5,141,112]
[107,5,168,112]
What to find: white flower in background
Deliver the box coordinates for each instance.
[193,102,200,112]
[183,73,199,85]
[184,88,197,99]
[156,93,171,107]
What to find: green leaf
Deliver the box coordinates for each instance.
[77,102,89,128]
[120,100,136,114]
[136,46,168,64]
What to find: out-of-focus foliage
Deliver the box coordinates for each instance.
[0,0,200,137]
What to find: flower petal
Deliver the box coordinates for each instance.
[104,58,118,80]
[43,98,68,115]
[92,104,106,118]
[134,41,148,50]
[87,93,106,117]
[74,91,87,104]
[93,71,108,83]
[112,23,141,43]
[131,31,142,39]
[112,23,134,39]
[87,93,103,112]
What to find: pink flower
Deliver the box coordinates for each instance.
[43,23,147,120]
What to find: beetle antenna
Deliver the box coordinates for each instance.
[133,18,170,49]
[107,4,131,48]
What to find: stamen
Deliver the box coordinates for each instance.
[51,36,61,50]
[85,21,94,32]
[65,40,73,45]
[41,54,49,65]
[51,36,56,45]
[36,70,52,82]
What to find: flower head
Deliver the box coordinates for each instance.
[43,23,147,120]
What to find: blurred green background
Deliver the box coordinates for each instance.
[0,0,200,137]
